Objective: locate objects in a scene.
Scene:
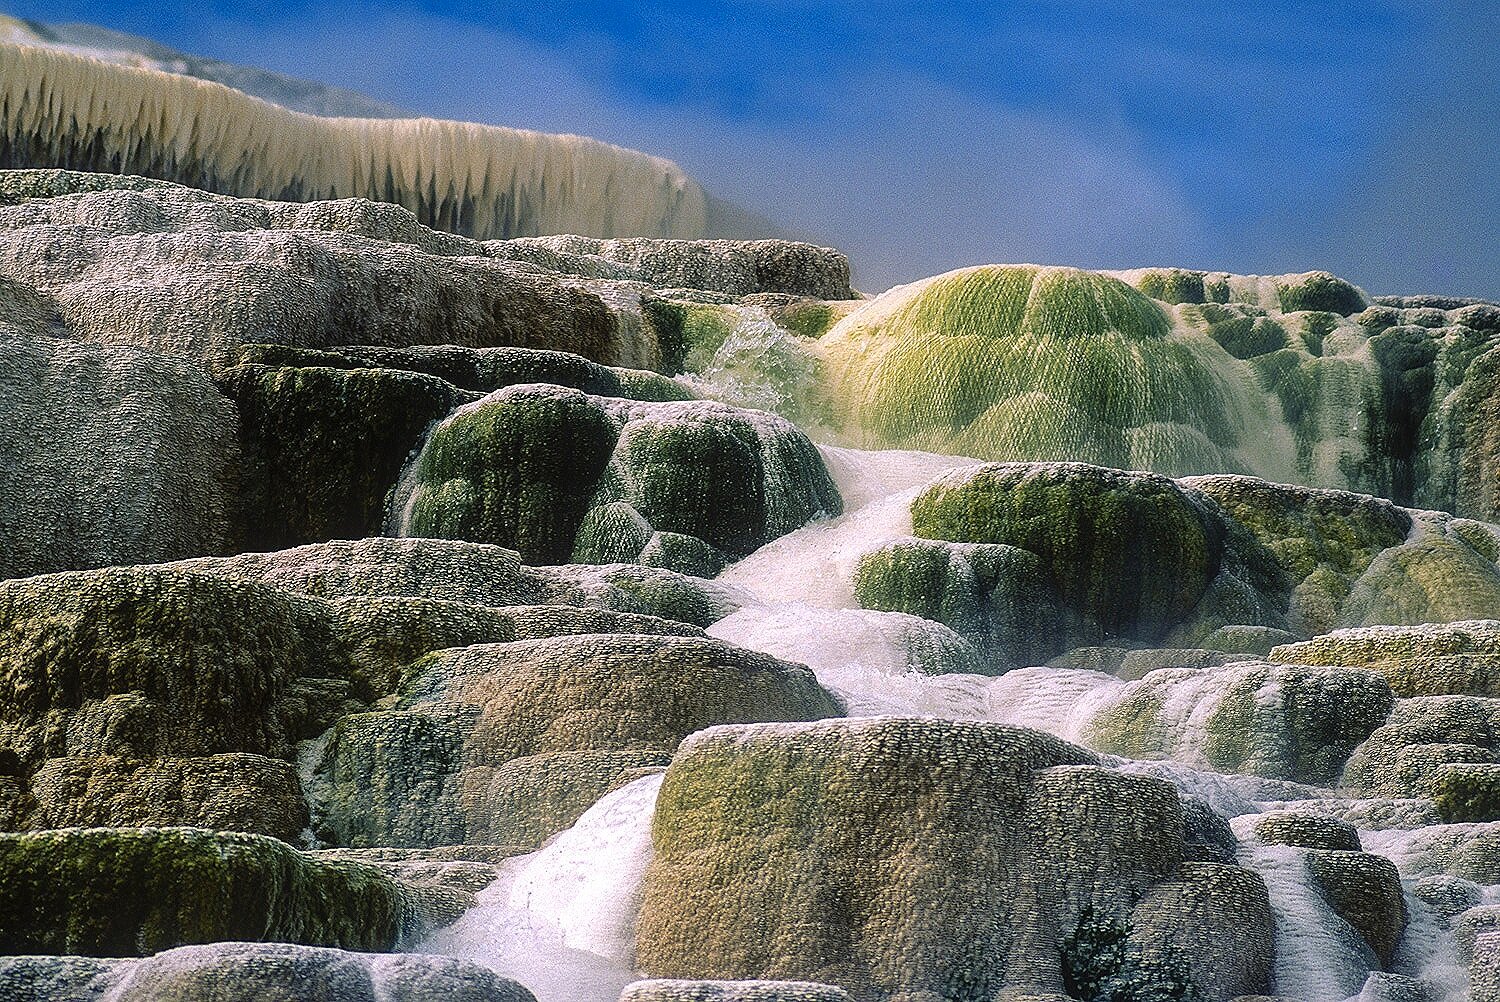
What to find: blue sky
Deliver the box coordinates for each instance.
[7,1,1499,296]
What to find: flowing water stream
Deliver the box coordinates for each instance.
[429,444,1470,1002]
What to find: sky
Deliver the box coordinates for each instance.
[6,1,1499,297]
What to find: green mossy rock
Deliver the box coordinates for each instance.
[0,567,319,767]
[1179,302,1289,360]
[610,416,765,556]
[638,718,1271,1001]
[852,537,1061,667]
[1133,268,1208,305]
[397,385,619,564]
[0,827,406,956]
[1119,268,1368,315]
[1185,476,1412,635]
[396,386,839,565]
[1431,346,1500,521]
[911,463,1223,645]
[572,501,655,564]
[1339,532,1500,628]
[1275,272,1370,315]
[1201,625,1301,656]
[599,399,841,557]
[309,706,473,849]
[816,265,1283,478]
[1270,621,1500,698]
[639,532,729,578]
[0,557,719,848]
[218,363,464,550]
[1432,763,1500,822]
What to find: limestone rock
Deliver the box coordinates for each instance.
[1343,695,1500,799]
[1457,906,1500,965]
[1,39,711,242]
[1357,972,1435,1002]
[707,606,987,687]
[0,191,673,371]
[637,718,1271,1001]
[310,634,841,849]
[0,327,237,579]
[1476,930,1500,1002]
[1248,811,1362,852]
[620,981,852,1002]
[27,753,308,842]
[1127,863,1275,1002]
[1302,849,1407,966]
[329,595,702,697]
[169,537,739,628]
[1411,874,1482,923]
[0,955,125,1002]
[505,236,856,300]
[0,942,537,1001]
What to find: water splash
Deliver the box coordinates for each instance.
[678,306,825,427]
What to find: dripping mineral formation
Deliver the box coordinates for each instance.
[6,161,1500,1002]
[0,42,716,239]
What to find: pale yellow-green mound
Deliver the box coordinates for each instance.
[814,265,1298,479]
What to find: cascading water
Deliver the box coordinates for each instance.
[716,446,980,609]
[420,774,663,1002]
[709,444,1470,1001]
[420,443,1468,1001]
[1241,842,1377,999]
